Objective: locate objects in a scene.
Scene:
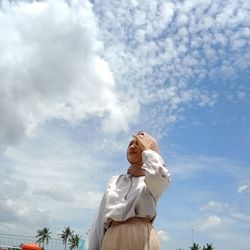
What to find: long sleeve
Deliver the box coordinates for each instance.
[142,150,171,200]
[84,194,106,250]
[84,152,170,250]
[84,176,119,250]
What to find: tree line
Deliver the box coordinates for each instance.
[190,242,214,250]
[176,242,215,250]
[35,227,81,250]
[35,228,214,250]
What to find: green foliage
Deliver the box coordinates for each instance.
[35,227,52,248]
[35,226,82,250]
[203,243,215,250]
[187,242,215,250]
[190,243,201,250]
[69,234,81,250]
[58,226,74,250]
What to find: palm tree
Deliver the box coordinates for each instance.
[58,226,74,250]
[69,234,81,250]
[203,243,215,250]
[190,243,201,250]
[36,227,52,250]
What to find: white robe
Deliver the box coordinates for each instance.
[84,150,171,250]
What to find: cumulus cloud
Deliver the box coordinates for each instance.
[0,193,50,234]
[0,125,123,233]
[0,0,138,150]
[196,215,222,231]
[1,0,249,143]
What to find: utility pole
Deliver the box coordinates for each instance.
[192,228,194,244]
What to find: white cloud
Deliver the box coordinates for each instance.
[0,124,128,234]
[92,0,250,136]
[0,0,138,150]
[154,2,174,34]
[231,212,250,222]
[169,153,250,182]
[0,193,50,235]
[200,201,229,213]
[238,184,250,193]
[196,215,222,231]
[158,230,170,242]
[0,167,28,199]
[33,185,75,202]
[0,0,249,245]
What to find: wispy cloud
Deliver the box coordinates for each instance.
[33,185,75,202]
[200,201,229,213]
[230,212,250,222]
[195,215,222,231]
[158,229,170,242]
[237,184,250,193]
[168,152,250,186]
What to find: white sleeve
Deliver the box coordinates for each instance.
[83,194,106,250]
[84,176,117,250]
[142,150,171,200]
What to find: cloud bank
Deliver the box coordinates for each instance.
[93,0,250,135]
[0,0,139,151]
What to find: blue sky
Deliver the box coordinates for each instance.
[0,0,249,250]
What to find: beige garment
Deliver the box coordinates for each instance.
[101,217,160,250]
[85,150,171,250]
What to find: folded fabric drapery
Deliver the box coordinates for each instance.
[101,217,160,250]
